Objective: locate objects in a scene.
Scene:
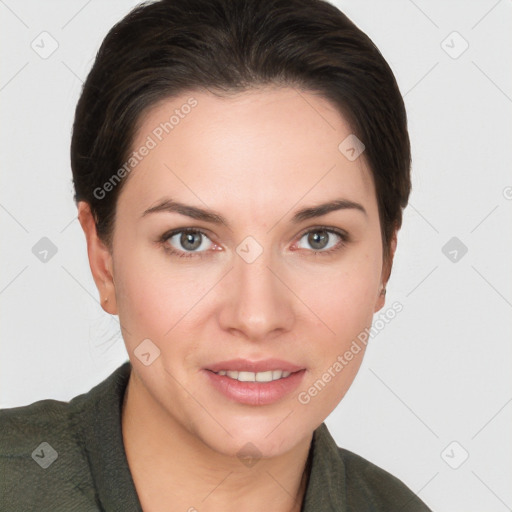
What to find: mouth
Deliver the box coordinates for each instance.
[203,358,306,405]
[206,357,303,374]
[209,369,293,382]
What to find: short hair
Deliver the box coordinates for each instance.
[71,0,411,261]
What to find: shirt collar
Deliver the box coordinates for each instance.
[301,422,346,511]
[73,361,143,511]
[75,361,346,511]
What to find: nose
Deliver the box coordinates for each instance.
[218,246,295,342]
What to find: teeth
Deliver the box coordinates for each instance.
[238,371,255,382]
[256,371,273,382]
[215,370,293,382]
[272,370,282,380]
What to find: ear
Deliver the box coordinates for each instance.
[374,227,398,313]
[77,201,118,315]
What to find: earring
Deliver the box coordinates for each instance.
[380,287,386,296]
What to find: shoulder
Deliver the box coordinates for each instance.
[306,423,433,511]
[338,446,432,511]
[0,376,112,510]
[0,396,73,447]
[0,379,97,458]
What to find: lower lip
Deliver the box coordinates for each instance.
[203,369,306,406]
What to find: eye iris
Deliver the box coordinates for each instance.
[308,230,329,250]
[181,231,202,251]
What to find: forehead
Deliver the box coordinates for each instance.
[119,87,376,216]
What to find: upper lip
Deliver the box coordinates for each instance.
[206,358,304,373]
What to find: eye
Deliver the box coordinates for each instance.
[159,226,348,259]
[295,227,348,255]
[160,228,214,258]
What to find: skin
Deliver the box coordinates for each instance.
[78,87,397,512]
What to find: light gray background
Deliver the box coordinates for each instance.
[1,1,511,510]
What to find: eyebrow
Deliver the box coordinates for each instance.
[141,197,367,227]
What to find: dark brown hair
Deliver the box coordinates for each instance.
[71,0,411,262]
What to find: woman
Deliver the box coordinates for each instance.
[0,0,432,510]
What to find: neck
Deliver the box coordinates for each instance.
[121,371,313,512]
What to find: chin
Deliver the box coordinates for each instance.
[194,415,312,460]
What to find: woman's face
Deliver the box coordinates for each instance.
[97,87,392,458]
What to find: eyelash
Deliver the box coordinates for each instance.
[158,226,349,260]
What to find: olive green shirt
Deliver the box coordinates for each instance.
[0,361,432,511]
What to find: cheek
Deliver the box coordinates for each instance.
[113,244,216,348]
[295,266,375,415]
[297,249,381,332]
[293,251,380,404]
[112,244,177,343]
[114,229,382,351]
